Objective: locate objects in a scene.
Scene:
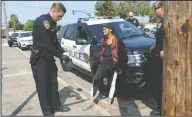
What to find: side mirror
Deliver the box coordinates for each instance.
[76,38,89,45]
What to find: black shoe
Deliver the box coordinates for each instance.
[150,110,160,116]
[54,105,71,112]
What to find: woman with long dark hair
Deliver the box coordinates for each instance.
[83,23,127,112]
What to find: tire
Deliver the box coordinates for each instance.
[18,43,21,49]
[8,43,12,47]
[21,47,24,51]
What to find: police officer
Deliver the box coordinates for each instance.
[126,12,140,28]
[149,1,164,116]
[30,2,70,116]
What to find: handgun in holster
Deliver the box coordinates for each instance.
[29,46,39,55]
[29,46,42,65]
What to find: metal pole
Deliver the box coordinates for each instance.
[3,1,9,39]
[73,10,91,18]
[36,1,40,16]
[13,17,15,32]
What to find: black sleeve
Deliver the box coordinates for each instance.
[54,37,61,48]
[55,37,65,53]
[39,20,60,58]
[135,19,139,27]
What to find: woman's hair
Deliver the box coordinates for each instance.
[103,23,117,44]
[103,33,117,44]
[110,34,117,44]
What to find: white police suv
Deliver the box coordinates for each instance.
[59,17,155,89]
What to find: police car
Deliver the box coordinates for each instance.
[59,17,155,89]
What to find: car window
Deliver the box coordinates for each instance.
[58,26,67,41]
[11,33,19,37]
[20,33,31,38]
[87,21,143,40]
[87,24,104,41]
[28,32,32,36]
[76,26,88,41]
[64,26,77,41]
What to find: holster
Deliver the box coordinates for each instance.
[29,46,42,65]
[29,51,42,65]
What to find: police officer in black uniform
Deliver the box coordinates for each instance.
[149,1,164,116]
[126,11,140,28]
[29,2,70,116]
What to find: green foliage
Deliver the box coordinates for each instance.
[23,20,34,31]
[94,1,155,19]
[8,14,23,30]
[95,0,117,16]
[134,1,153,17]
[117,1,133,19]
[139,23,145,29]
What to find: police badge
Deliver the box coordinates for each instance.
[43,20,50,30]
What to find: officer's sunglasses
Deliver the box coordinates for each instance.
[129,16,133,18]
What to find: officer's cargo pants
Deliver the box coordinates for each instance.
[31,55,61,116]
[152,57,163,112]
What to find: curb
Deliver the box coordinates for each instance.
[57,76,112,116]
[15,47,110,116]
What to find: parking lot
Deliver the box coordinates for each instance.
[2,38,157,116]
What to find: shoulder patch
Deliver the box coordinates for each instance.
[43,20,50,30]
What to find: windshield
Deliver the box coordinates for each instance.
[28,32,32,36]
[87,21,143,41]
[20,32,32,38]
[11,33,19,37]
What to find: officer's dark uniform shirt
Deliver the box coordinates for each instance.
[32,13,61,58]
[126,18,139,27]
[155,19,164,53]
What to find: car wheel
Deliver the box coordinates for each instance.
[21,47,24,51]
[18,43,21,49]
[8,43,12,47]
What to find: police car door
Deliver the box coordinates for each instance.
[61,26,81,67]
[75,25,91,72]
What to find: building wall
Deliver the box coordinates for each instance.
[1,28,15,38]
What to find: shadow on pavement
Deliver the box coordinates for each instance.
[68,69,156,116]
[115,85,156,116]
[10,91,37,116]
[59,86,89,108]
[10,86,89,116]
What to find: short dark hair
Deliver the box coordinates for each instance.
[155,1,164,9]
[51,2,66,13]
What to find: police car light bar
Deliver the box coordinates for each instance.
[77,16,121,23]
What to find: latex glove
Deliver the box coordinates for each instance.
[160,50,164,58]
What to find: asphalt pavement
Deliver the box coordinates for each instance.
[2,39,157,116]
[1,39,102,116]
